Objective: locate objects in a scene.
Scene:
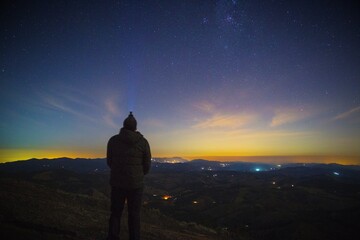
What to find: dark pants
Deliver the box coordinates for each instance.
[107,187,143,240]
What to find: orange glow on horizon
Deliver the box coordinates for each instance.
[0,148,104,163]
[187,155,360,165]
[1,149,359,165]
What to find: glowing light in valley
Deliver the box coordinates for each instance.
[162,195,172,200]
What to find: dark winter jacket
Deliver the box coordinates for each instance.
[107,128,151,188]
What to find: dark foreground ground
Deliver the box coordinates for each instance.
[0,175,222,240]
[1,159,360,240]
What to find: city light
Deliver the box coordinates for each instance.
[162,195,172,200]
[219,163,229,167]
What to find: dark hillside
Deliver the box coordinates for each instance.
[1,159,360,240]
[0,176,223,240]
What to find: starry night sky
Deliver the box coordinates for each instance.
[1,0,360,163]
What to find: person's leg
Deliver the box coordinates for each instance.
[127,188,143,240]
[107,187,126,240]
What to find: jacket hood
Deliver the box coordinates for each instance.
[118,127,143,145]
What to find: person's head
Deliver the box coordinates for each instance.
[123,111,137,131]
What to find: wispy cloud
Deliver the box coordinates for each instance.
[103,97,123,129]
[333,106,360,121]
[35,84,104,125]
[103,114,119,129]
[192,101,257,129]
[243,130,315,138]
[105,98,121,115]
[194,101,216,113]
[194,113,256,129]
[43,95,98,123]
[270,108,313,127]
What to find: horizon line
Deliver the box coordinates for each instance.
[2,155,360,165]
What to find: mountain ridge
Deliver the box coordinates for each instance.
[1,157,360,174]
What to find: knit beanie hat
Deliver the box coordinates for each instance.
[123,112,137,131]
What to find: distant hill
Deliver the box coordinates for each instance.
[1,157,359,175]
[0,157,108,173]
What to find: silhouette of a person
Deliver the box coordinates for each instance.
[106,112,151,240]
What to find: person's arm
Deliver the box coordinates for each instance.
[106,138,112,168]
[142,139,151,175]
